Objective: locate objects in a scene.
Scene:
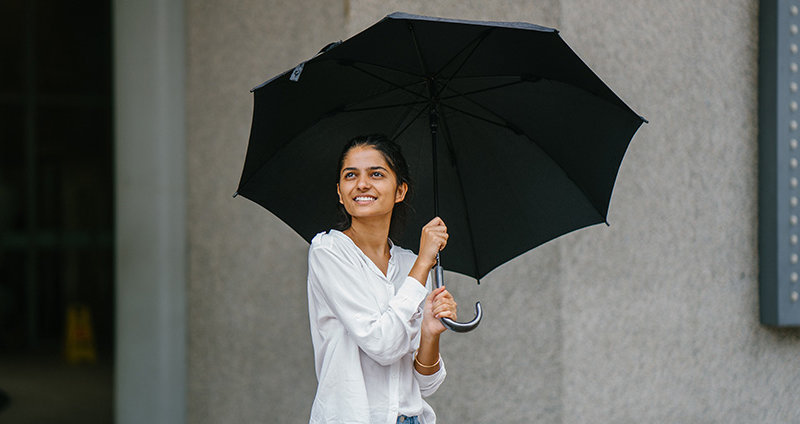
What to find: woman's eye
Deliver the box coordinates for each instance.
[344,172,355,178]
[372,171,384,177]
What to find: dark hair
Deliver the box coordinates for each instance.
[334,134,414,241]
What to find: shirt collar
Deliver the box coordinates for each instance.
[330,229,397,265]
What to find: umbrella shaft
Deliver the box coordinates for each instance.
[430,107,440,217]
[434,257,444,290]
[430,108,443,275]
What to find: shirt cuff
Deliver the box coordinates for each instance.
[389,276,429,318]
[413,356,447,396]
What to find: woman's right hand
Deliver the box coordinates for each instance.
[417,217,448,269]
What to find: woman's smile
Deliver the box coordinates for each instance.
[354,195,378,205]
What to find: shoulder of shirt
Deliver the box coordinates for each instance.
[309,230,362,262]
[308,232,358,275]
[310,230,342,252]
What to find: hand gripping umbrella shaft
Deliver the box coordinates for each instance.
[429,108,482,333]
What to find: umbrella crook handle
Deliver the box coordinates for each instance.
[433,262,482,333]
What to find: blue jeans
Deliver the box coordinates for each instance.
[397,415,420,424]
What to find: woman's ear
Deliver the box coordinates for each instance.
[337,183,343,204]
[395,182,408,203]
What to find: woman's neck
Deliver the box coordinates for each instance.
[344,218,391,257]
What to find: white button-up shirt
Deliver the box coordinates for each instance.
[307,229,446,424]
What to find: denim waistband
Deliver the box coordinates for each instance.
[397,415,420,424]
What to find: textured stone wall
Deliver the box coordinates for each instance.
[185,0,800,422]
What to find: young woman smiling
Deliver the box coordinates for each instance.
[306,134,457,424]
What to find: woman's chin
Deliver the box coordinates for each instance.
[348,210,393,222]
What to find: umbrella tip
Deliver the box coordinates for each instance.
[232,191,239,198]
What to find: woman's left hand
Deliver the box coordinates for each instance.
[422,286,458,336]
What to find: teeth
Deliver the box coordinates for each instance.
[355,196,375,201]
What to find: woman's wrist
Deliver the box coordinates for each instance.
[415,327,442,374]
[409,259,434,286]
[414,255,435,271]
[421,323,443,341]
[414,352,440,368]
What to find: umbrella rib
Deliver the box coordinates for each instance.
[445,74,540,80]
[348,64,429,101]
[388,102,426,141]
[251,56,423,91]
[408,22,431,78]
[343,99,428,113]
[434,29,493,96]
[439,102,510,129]
[389,102,431,141]
[438,108,483,281]
[439,79,528,101]
[441,101,607,220]
[324,58,424,78]
[447,74,648,123]
[407,20,493,98]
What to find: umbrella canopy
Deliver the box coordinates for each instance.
[237,12,645,325]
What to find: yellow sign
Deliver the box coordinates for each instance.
[65,304,97,364]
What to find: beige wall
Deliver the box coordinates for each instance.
[185,0,800,422]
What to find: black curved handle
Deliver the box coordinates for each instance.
[433,262,482,333]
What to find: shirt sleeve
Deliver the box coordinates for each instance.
[308,244,429,366]
[413,356,447,397]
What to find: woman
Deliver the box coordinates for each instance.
[306,134,458,424]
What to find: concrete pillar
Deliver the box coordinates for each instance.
[114,0,187,422]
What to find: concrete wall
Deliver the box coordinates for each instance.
[558,1,800,422]
[185,0,800,422]
[185,2,345,422]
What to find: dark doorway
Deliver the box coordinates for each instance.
[0,0,114,422]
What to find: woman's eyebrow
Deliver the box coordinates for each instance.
[342,166,388,172]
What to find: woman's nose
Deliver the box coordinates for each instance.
[356,175,371,189]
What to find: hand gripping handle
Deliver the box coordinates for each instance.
[433,262,482,333]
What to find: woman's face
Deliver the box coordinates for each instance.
[337,145,408,222]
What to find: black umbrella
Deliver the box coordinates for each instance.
[236,12,646,332]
